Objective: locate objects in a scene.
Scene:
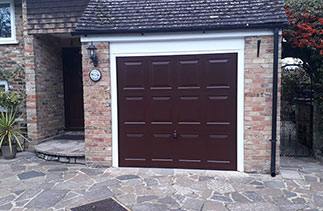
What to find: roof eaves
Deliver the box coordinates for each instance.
[72,22,288,36]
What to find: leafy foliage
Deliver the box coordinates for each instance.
[0,110,27,153]
[0,59,25,110]
[281,67,311,121]
[283,0,323,130]
[0,91,23,109]
[284,0,322,54]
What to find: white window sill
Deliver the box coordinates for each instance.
[0,39,19,45]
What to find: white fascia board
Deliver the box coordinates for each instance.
[81,29,280,43]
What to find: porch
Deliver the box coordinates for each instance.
[26,33,86,158]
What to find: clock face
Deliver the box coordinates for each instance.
[89,69,102,82]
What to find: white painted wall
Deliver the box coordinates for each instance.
[81,30,275,172]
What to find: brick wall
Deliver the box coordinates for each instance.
[23,1,65,143]
[23,0,82,145]
[0,0,25,111]
[81,42,112,166]
[32,35,65,140]
[23,0,40,143]
[244,36,281,173]
[24,35,66,144]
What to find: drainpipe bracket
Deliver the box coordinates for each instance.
[270,139,277,143]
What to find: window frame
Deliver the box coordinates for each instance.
[0,80,9,112]
[0,0,18,45]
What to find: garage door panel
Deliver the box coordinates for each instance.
[150,60,174,89]
[177,58,201,89]
[118,54,237,170]
[150,127,173,139]
[205,103,235,122]
[177,95,202,123]
[122,131,145,138]
[205,55,236,87]
[118,59,146,90]
[119,142,148,162]
[206,153,236,166]
[207,133,231,141]
[150,96,173,122]
[120,96,146,122]
[179,133,201,140]
[120,133,146,144]
[150,141,174,159]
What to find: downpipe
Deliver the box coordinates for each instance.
[270,28,279,177]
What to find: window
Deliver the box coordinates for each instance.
[0,0,17,44]
[0,81,8,92]
[0,81,8,112]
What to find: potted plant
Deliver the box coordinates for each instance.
[0,110,27,159]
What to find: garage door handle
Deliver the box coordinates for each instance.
[173,130,177,139]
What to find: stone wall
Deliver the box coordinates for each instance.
[81,42,112,166]
[244,36,281,173]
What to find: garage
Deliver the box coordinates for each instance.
[117,53,237,170]
[76,0,285,173]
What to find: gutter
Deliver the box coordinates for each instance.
[270,28,279,177]
[71,23,287,36]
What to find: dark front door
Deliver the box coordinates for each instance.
[117,53,237,170]
[63,48,84,131]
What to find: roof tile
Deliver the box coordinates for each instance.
[75,0,287,33]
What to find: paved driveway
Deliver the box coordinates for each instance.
[0,152,322,211]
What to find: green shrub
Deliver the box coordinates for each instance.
[0,90,23,110]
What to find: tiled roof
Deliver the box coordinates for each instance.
[75,0,287,34]
[27,0,90,34]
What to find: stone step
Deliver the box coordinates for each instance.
[35,136,85,164]
[36,153,85,164]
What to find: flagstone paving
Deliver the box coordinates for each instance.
[0,152,322,210]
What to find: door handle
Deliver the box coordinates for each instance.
[173,130,177,139]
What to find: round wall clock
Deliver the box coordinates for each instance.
[89,69,102,82]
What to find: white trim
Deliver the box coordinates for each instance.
[0,39,18,45]
[0,80,9,92]
[0,80,9,112]
[81,29,276,43]
[0,0,18,45]
[109,36,245,172]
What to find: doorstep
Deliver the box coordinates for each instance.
[34,133,85,164]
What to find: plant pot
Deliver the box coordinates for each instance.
[1,144,17,159]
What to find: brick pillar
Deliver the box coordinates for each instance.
[22,0,39,144]
[81,42,112,166]
[244,36,281,173]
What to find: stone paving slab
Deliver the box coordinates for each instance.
[0,153,323,210]
[280,169,303,180]
[35,139,84,157]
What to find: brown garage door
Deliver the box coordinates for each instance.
[117,53,237,170]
